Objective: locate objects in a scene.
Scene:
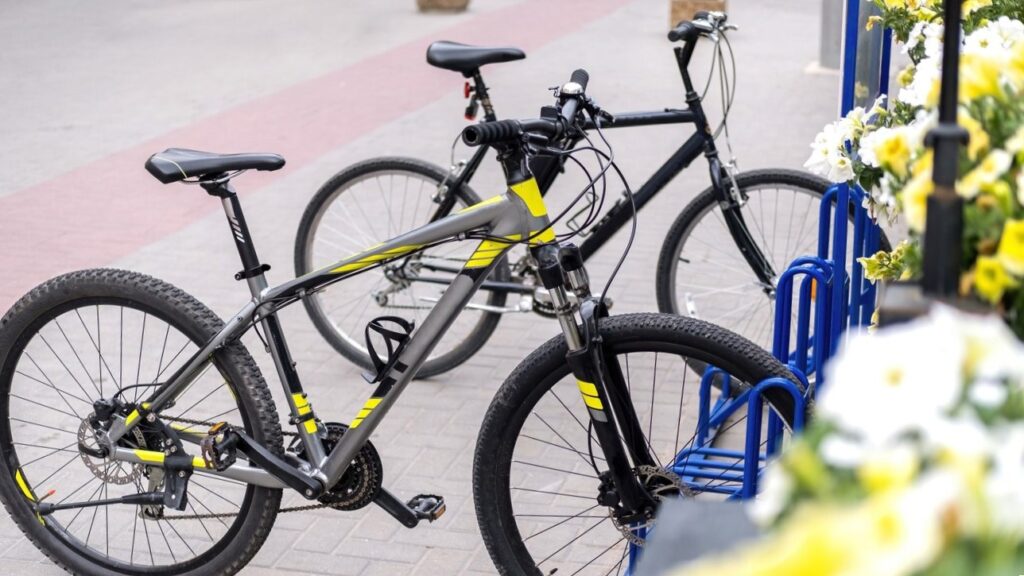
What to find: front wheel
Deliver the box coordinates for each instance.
[473,313,800,576]
[655,169,891,353]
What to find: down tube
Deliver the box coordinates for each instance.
[320,261,502,485]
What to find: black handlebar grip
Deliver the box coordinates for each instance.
[570,69,589,92]
[461,119,522,147]
[667,21,697,42]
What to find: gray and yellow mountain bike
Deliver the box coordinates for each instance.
[0,70,799,575]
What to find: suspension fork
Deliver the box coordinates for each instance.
[533,244,656,514]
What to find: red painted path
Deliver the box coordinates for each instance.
[0,0,629,308]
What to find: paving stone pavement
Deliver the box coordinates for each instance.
[0,0,843,573]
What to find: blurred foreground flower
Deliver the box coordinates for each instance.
[675,307,1024,575]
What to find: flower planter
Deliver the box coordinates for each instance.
[417,0,470,12]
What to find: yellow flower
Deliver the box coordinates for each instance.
[959,113,989,161]
[901,171,934,233]
[963,0,992,15]
[898,65,916,88]
[960,52,1005,102]
[1009,41,1024,89]
[874,129,913,178]
[974,255,1017,304]
[866,15,883,31]
[998,219,1024,276]
[881,0,903,8]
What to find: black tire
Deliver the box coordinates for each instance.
[655,169,891,351]
[0,269,283,576]
[473,313,800,576]
[294,156,512,379]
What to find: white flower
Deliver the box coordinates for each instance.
[820,434,867,468]
[898,56,940,107]
[966,17,1024,56]
[969,378,1009,408]
[926,415,993,460]
[819,309,966,447]
[983,425,1024,534]
[826,150,855,183]
[748,464,793,526]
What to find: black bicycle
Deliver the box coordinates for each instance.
[295,11,890,377]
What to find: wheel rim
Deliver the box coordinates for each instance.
[501,343,790,575]
[302,168,501,368]
[667,184,843,354]
[1,300,256,571]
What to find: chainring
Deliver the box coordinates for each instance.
[289,422,382,511]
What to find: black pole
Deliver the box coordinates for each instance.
[920,0,968,297]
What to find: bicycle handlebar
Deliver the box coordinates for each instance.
[668,11,730,42]
[461,69,589,147]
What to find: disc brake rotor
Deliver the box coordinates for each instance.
[77,416,147,485]
[611,465,690,547]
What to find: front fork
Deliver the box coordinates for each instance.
[532,243,657,515]
[711,158,777,288]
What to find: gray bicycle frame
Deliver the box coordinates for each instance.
[102,176,555,492]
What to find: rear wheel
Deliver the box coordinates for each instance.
[0,269,282,576]
[473,313,800,575]
[295,157,513,378]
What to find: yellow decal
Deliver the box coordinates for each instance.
[457,195,504,213]
[349,397,383,429]
[577,380,604,410]
[465,235,519,269]
[293,393,311,415]
[134,450,165,464]
[330,244,422,274]
[192,456,207,469]
[125,410,140,426]
[15,470,34,502]
[510,178,546,217]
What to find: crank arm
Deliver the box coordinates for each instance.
[38,491,163,517]
[373,487,446,528]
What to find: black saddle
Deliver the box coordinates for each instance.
[426,41,525,76]
[145,148,285,184]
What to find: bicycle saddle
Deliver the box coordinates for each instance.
[426,41,525,76]
[145,148,285,184]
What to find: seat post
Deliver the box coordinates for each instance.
[471,70,497,121]
[202,178,270,298]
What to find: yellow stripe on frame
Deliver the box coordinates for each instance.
[582,395,604,410]
[510,178,547,217]
[577,380,599,397]
[134,450,165,464]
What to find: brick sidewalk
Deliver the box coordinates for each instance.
[0,0,838,573]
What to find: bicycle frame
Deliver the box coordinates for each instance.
[99,174,554,491]
[97,153,656,519]
[429,44,776,290]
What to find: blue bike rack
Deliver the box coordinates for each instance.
[626,4,894,572]
[727,0,892,500]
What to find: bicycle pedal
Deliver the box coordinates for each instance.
[407,494,445,522]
